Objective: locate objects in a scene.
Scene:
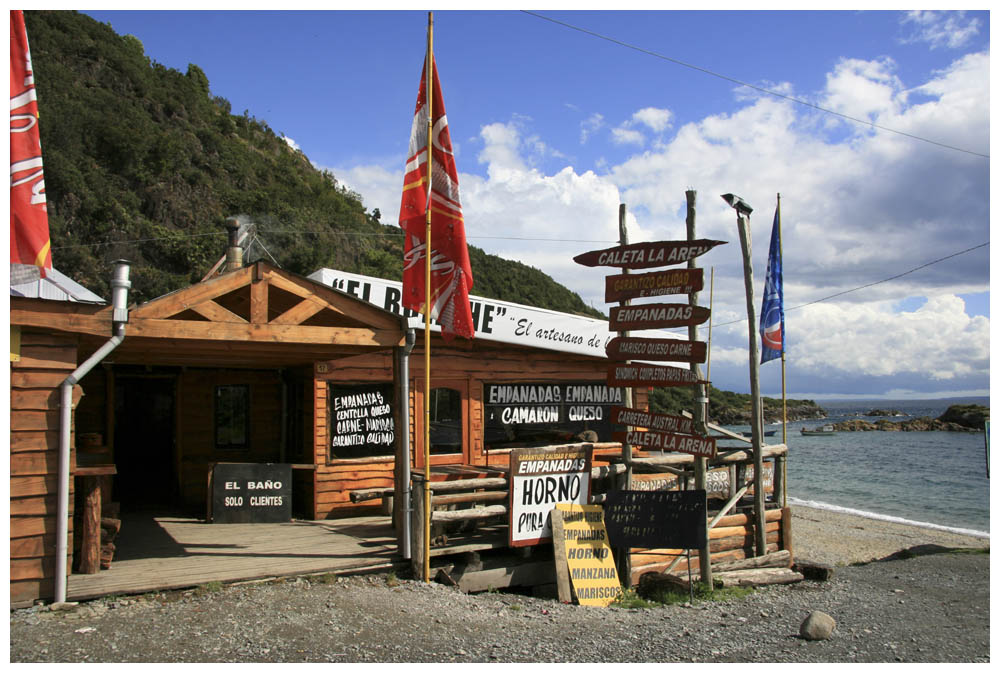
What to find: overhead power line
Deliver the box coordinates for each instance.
[522,10,990,160]
[703,241,990,332]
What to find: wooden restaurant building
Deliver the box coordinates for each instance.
[10,259,790,607]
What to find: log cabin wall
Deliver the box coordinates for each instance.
[175,368,284,510]
[10,330,80,608]
[311,342,632,520]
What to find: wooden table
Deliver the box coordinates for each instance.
[74,465,116,574]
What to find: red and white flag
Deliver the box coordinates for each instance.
[10,10,52,277]
[398,55,474,341]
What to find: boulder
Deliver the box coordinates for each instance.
[800,610,836,641]
[793,559,835,581]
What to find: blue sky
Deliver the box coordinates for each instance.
[75,7,990,399]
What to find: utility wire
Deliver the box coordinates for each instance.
[521,10,990,160]
[52,229,617,250]
[703,241,990,332]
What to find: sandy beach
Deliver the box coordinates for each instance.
[790,503,990,565]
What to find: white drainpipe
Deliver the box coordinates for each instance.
[54,261,131,604]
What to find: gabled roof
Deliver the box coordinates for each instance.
[11,261,407,368]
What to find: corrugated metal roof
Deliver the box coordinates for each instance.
[9,265,106,304]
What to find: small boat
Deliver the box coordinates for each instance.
[740,430,776,437]
[800,424,836,436]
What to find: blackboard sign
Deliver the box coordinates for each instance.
[604,489,707,550]
[212,463,292,523]
[484,381,624,450]
[329,382,395,459]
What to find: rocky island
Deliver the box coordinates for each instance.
[832,404,988,432]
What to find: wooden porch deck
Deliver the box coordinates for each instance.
[67,511,403,601]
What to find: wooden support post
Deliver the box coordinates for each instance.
[780,506,794,561]
[616,203,633,585]
[773,455,786,509]
[78,476,102,574]
[685,189,712,588]
[734,207,767,557]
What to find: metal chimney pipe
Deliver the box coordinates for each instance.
[225,217,243,272]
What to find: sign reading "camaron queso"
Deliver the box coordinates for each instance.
[509,445,593,547]
[484,382,625,450]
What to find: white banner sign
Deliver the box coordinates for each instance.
[310,268,615,358]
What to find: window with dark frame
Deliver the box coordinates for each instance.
[215,384,250,450]
[429,387,462,455]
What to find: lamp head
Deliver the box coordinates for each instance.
[721,193,753,215]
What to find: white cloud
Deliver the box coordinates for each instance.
[580,113,604,144]
[329,48,989,397]
[281,135,300,152]
[793,295,989,381]
[610,107,673,147]
[901,11,981,50]
[632,107,673,133]
[611,127,645,146]
[821,57,903,123]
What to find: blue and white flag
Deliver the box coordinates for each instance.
[759,207,784,364]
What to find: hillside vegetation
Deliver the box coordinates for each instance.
[24,10,602,318]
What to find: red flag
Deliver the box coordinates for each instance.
[399,55,473,341]
[10,10,52,277]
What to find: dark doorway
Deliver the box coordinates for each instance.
[113,376,178,511]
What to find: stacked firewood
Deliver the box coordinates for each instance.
[100,502,121,570]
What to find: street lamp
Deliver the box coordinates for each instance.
[721,193,767,557]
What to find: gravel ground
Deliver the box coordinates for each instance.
[9,506,990,663]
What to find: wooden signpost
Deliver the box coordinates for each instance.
[605,268,704,303]
[608,304,711,332]
[573,239,726,269]
[612,429,717,458]
[607,363,705,387]
[574,199,724,589]
[605,336,707,364]
[610,405,694,436]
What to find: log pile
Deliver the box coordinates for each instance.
[637,549,803,595]
[99,503,121,570]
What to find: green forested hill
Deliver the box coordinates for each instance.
[24,10,603,317]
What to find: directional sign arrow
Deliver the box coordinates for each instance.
[606,337,707,363]
[605,267,704,303]
[607,363,705,387]
[609,304,711,332]
[612,430,717,458]
[574,239,726,269]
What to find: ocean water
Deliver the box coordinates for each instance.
[730,397,990,537]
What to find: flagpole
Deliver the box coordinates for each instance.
[422,11,434,583]
[777,193,787,507]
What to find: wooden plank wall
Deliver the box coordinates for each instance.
[176,369,284,509]
[10,330,79,607]
[312,345,617,519]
